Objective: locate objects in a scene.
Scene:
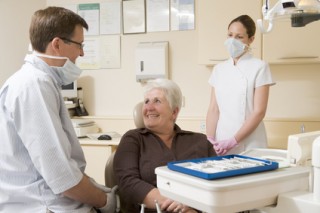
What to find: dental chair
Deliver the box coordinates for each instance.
[104,101,144,187]
[133,101,144,128]
[104,102,144,212]
[104,102,145,212]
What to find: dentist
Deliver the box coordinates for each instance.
[0,7,117,213]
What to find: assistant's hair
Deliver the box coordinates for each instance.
[144,78,182,110]
[29,6,88,52]
[228,14,256,38]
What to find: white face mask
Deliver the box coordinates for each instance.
[33,52,82,85]
[224,38,247,58]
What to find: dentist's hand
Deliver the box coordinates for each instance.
[213,137,238,156]
[89,177,112,193]
[98,185,119,213]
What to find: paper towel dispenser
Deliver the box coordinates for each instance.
[135,41,168,82]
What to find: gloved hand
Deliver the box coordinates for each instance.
[207,136,223,156]
[98,185,119,213]
[207,136,216,145]
[212,137,238,156]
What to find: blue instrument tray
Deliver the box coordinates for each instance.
[167,155,279,180]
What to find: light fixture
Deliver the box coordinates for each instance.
[257,0,320,33]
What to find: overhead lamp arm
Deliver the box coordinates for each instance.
[258,0,320,33]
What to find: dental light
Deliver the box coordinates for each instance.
[257,0,320,33]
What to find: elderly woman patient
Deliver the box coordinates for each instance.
[114,78,217,213]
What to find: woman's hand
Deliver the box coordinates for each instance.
[160,199,182,212]
[160,199,197,212]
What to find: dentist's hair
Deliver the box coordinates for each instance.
[228,14,256,38]
[29,6,88,53]
[143,78,182,111]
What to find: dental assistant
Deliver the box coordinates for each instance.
[206,15,275,156]
[0,7,117,213]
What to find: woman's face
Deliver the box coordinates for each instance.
[143,88,178,133]
[227,21,254,46]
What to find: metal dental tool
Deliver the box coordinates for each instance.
[140,203,145,213]
[155,200,162,213]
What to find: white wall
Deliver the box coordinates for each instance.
[0,0,46,86]
[77,31,212,118]
[44,0,212,119]
[2,0,320,132]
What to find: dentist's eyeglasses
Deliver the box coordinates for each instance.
[60,37,84,49]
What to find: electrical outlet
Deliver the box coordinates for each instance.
[200,121,206,133]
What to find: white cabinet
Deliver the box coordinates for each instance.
[262,18,320,64]
[197,0,262,66]
[80,136,120,185]
[81,144,112,184]
[261,0,320,64]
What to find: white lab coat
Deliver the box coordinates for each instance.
[0,54,91,212]
[208,53,275,154]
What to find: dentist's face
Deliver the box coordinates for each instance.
[58,25,85,64]
[227,21,254,46]
[143,89,177,133]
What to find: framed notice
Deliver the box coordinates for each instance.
[78,3,100,36]
[171,0,195,31]
[122,0,146,34]
[146,0,169,32]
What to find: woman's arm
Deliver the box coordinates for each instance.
[143,188,167,209]
[234,85,270,142]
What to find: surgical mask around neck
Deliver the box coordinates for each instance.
[33,52,82,85]
[224,38,247,58]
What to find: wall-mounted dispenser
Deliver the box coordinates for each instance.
[135,41,168,82]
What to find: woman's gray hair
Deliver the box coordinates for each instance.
[143,78,182,110]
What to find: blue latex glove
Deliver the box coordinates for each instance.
[213,137,238,156]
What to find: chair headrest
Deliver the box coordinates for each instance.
[133,102,145,128]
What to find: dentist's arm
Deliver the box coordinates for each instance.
[63,175,106,208]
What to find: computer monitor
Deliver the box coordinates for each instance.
[61,81,78,99]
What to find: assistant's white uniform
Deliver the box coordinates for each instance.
[208,53,275,154]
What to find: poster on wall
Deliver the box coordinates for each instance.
[146,0,170,32]
[122,0,146,34]
[76,37,100,70]
[76,35,121,69]
[100,1,121,35]
[78,3,100,36]
[171,0,195,31]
